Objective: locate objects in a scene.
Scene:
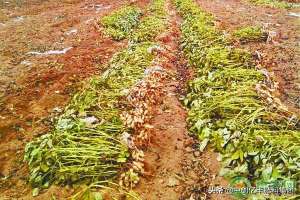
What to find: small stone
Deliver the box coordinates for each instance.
[186,180,195,185]
[65,29,78,36]
[166,177,180,187]
[159,179,164,184]
[184,139,193,147]
[81,116,98,127]
[187,171,198,180]
[53,107,62,113]
[21,60,32,66]
[185,147,193,153]
[281,34,288,40]
[288,12,300,18]
[193,151,200,157]
[188,194,196,200]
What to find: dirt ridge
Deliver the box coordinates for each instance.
[134,1,229,199]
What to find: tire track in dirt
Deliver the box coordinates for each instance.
[196,0,300,113]
[134,1,232,199]
[0,0,151,199]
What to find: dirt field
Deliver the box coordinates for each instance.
[0,0,299,199]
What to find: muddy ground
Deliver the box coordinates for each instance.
[0,0,299,199]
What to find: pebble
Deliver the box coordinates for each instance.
[183,139,193,147]
[20,60,32,66]
[187,171,198,180]
[185,147,193,152]
[281,34,289,40]
[52,107,62,113]
[13,16,24,22]
[81,116,98,126]
[288,12,300,18]
[186,180,195,185]
[166,177,180,187]
[65,29,78,35]
[193,151,200,157]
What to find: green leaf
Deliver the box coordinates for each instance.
[271,167,280,179]
[254,155,260,165]
[261,165,272,180]
[47,139,53,148]
[231,150,240,160]
[202,127,211,137]
[239,150,244,162]
[219,167,236,178]
[248,151,258,156]
[117,157,127,163]
[235,163,248,174]
[183,98,189,106]
[40,163,49,173]
[199,138,209,152]
[32,188,40,197]
[93,192,103,200]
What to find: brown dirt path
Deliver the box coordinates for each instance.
[134,1,232,199]
[196,0,300,113]
[0,0,151,199]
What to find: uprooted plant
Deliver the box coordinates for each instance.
[24,0,168,197]
[232,26,268,43]
[100,5,142,40]
[24,42,157,196]
[130,0,167,42]
[174,0,299,199]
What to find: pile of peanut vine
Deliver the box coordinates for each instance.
[24,0,167,197]
[174,0,299,199]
